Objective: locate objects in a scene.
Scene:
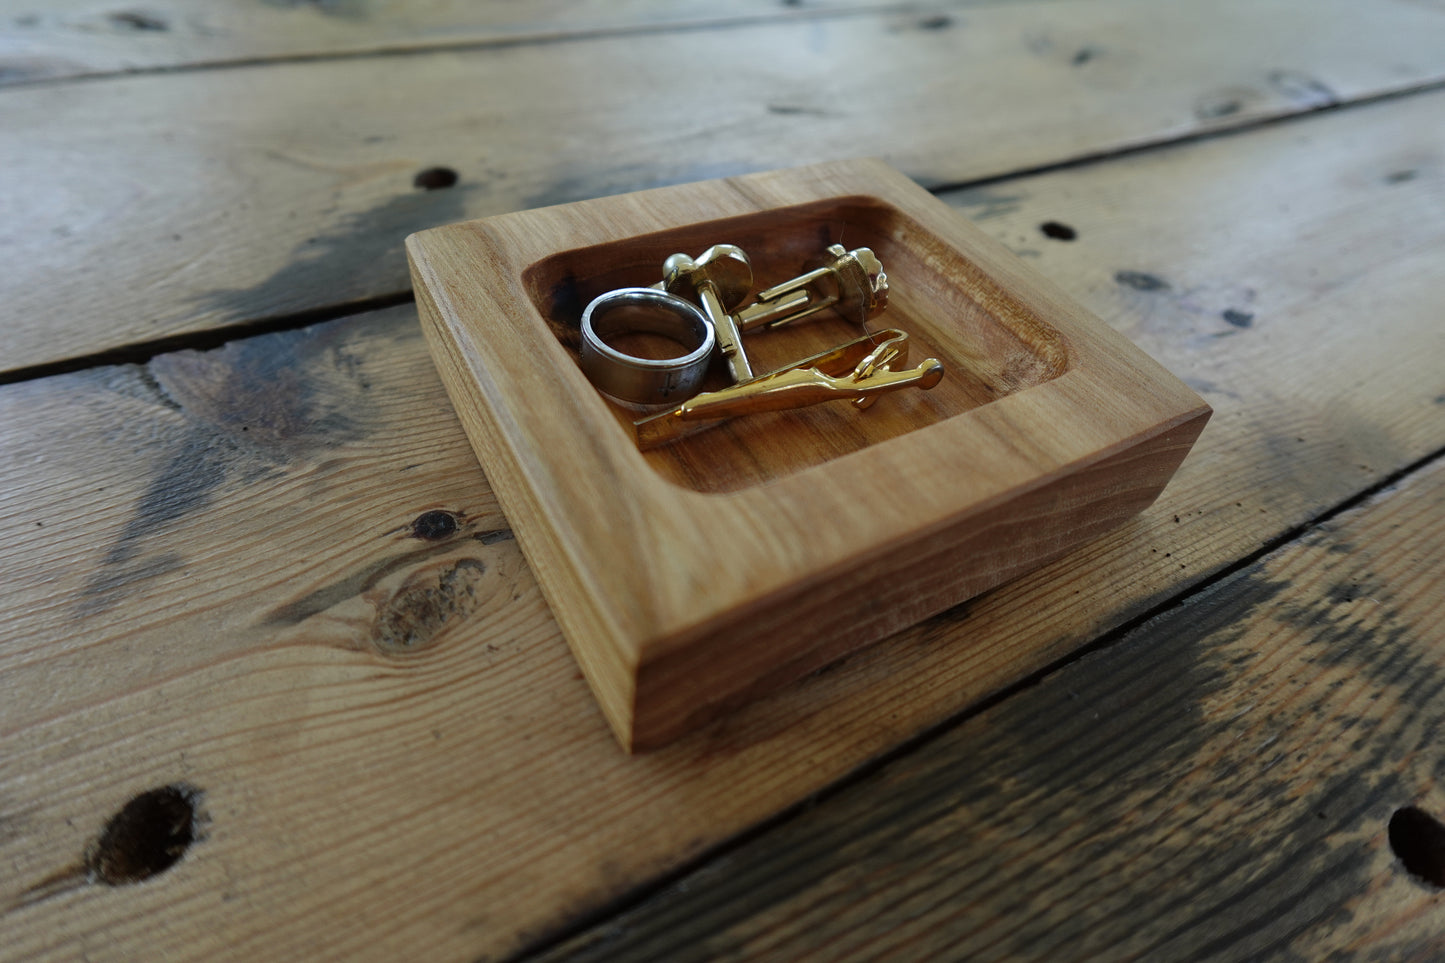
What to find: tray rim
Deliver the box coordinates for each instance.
[407,157,1211,747]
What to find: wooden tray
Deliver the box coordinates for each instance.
[406,159,1211,751]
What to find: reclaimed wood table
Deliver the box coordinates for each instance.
[3,2,1444,959]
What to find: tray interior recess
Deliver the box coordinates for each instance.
[523,195,1071,494]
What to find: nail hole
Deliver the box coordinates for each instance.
[1389,806,1445,887]
[1040,221,1077,241]
[414,167,458,191]
[411,510,459,540]
[89,785,200,885]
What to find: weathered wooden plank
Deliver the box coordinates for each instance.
[4,0,1445,374]
[2,89,1443,961]
[535,453,1445,962]
[0,0,886,86]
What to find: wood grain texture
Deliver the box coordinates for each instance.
[0,0,887,86]
[1,88,1443,961]
[4,0,1445,374]
[536,440,1445,963]
[410,158,1208,749]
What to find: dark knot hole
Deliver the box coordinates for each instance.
[89,785,201,885]
[414,167,458,191]
[1389,805,1445,887]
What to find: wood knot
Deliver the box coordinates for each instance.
[88,785,203,885]
[373,558,486,653]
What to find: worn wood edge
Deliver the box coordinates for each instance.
[7,0,1445,373]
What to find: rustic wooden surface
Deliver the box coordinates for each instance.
[1,3,1443,961]
[538,439,1445,963]
[4,0,1445,376]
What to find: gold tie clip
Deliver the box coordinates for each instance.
[634,329,943,449]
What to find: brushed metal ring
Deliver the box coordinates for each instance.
[579,287,716,405]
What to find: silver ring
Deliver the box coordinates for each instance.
[579,287,716,404]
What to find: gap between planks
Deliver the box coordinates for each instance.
[9,0,1445,374]
[3,73,1442,391]
[0,3,932,91]
[0,290,416,388]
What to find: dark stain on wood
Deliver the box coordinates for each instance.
[1114,270,1171,291]
[1071,47,1098,66]
[0,58,70,85]
[1268,70,1338,108]
[135,365,184,412]
[374,557,487,653]
[544,274,585,352]
[533,501,1445,960]
[192,182,470,325]
[950,189,1027,221]
[260,0,367,18]
[1195,94,1243,120]
[1222,308,1255,327]
[77,552,187,618]
[767,104,830,117]
[531,571,1292,960]
[75,433,232,616]
[917,14,954,30]
[77,324,382,616]
[1183,377,1240,400]
[149,324,379,454]
[107,10,169,31]
[1385,169,1419,185]
[1326,579,1360,606]
[520,161,755,214]
[114,442,230,544]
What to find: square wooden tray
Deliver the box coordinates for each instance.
[406,158,1211,751]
